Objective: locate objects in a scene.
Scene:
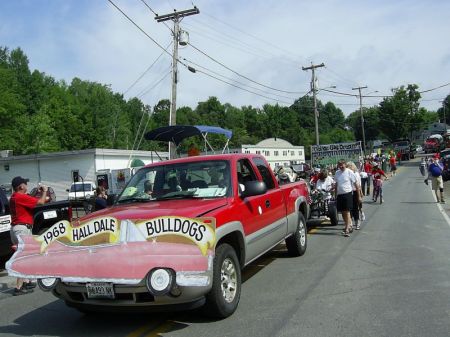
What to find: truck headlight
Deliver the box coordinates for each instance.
[146,268,174,296]
[37,277,59,291]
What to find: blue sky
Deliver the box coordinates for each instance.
[1,0,449,115]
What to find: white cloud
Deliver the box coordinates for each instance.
[1,0,449,115]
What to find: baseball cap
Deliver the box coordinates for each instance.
[11,176,29,189]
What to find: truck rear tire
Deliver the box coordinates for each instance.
[204,243,241,318]
[286,213,307,257]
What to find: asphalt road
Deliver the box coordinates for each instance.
[1,157,450,337]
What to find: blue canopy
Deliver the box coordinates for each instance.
[145,125,232,145]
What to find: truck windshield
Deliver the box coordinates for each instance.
[117,160,232,203]
[70,184,92,192]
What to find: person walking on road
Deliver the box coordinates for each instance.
[425,155,445,203]
[419,158,427,176]
[347,161,363,230]
[363,159,373,196]
[335,160,361,237]
[9,176,48,295]
[389,155,397,177]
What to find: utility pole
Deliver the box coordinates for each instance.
[155,7,199,159]
[302,62,324,145]
[440,99,447,125]
[352,86,368,153]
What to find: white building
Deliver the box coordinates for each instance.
[231,138,305,168]
[0,149,168,200]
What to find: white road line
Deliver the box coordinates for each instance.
[437,202,450,228]
[430,188,450,227]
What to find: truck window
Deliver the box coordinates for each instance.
[252,158,275,190]
[237,159,257,185]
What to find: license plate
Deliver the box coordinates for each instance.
[86,283,115,299]
[43,210,57,219]
[0,215,11,233]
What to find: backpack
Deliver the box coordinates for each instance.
[430,164,442,177]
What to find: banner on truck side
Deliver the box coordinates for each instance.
[311,141,362,167]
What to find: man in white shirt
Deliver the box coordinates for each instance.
[334,160,361,237]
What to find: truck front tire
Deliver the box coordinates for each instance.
[204,243,241,318]
[286,213,307,257]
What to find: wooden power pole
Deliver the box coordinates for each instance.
[155,7,199,159]
[302,62,324,145]
[352,86,368,153]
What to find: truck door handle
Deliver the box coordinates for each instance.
[265,200,270,208]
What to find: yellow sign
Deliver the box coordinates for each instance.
[36,217,120,253]
[34,216,216,256]
[135,216,216,256]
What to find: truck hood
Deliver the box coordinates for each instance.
[81,198,229,222]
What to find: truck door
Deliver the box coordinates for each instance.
[236,158,285,262]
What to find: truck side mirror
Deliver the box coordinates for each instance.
[241,181,267,198]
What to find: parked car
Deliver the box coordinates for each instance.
[7,154,310,318]
[0,187,12,261]
[67,181,96,201]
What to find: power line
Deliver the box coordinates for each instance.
[188,42,308,95]
[180,24,265,59]
[136,69,172,98]
[419,82,450,94]
[140,0,172,31]
[323,67,359,87]
[182,63,292,105]
[182,57,298,100]
[186,19,298,68]
[123,42,172,95]
[321,88,358,97]
[201,11,302,63]
[108,0,172,58]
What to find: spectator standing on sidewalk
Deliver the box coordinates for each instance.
[9,176,48,295]
[425,155,445,203]
[335,160,360,237]
[94,186,107,211]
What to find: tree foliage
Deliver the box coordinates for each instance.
[0,46,439,157]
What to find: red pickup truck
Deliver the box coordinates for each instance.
[7,154,310,318]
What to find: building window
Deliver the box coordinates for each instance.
[264,150,270,156]
[298,150,303,156]
[274,151,279,156]
[245,150,250,154]
[291,151,294,156]
[256,150,261,155]
[283,151,287,156]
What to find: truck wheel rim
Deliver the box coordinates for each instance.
[299,221,306,246]
[221,257,237,303]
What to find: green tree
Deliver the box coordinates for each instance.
[378,84,421,141]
